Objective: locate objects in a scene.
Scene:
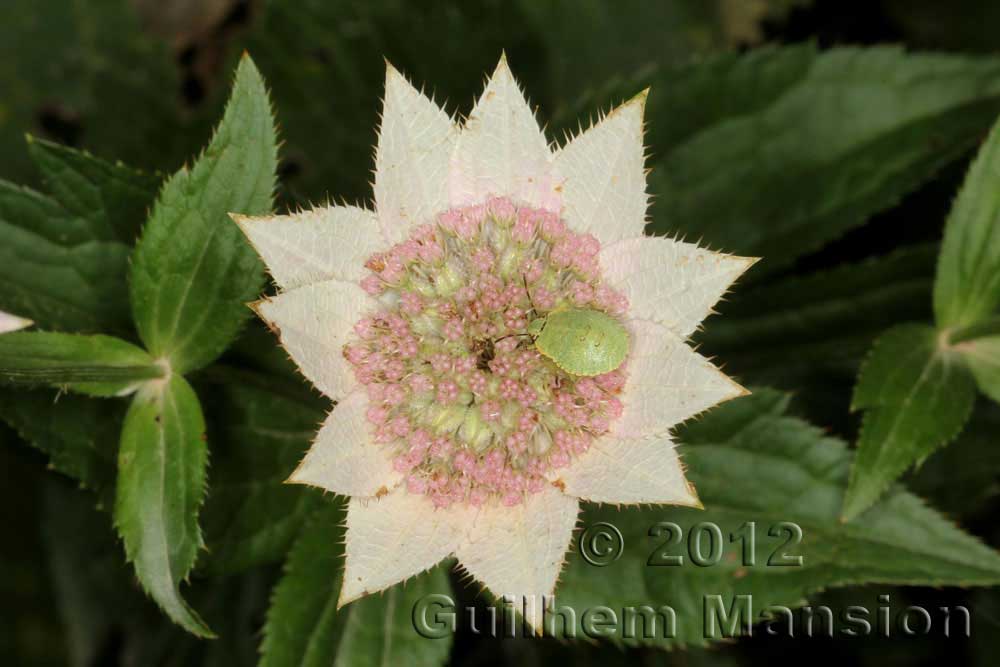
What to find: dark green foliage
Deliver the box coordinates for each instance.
[4,3,1000,667]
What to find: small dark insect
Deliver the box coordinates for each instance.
[472,337,495,371]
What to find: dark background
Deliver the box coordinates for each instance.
[3,1,999,665]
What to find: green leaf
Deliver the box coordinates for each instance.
[224,320,310,382]
[519,0,775,105]
[973,588,1000,667]
[41,479,149,667]
[556,389,1000,648]
[907,400,1000,516]
[261,500,454,667]
[198,571,276,667]
[0,440,70,666]
[696,244,937,430]
[0,136,159,333]
[0,181,132,332]
[885,0,1000,53]
[0,331,162,395]
[126,569,277,667]
[844,324,976,519]
[114,375,213,637]
[958,335,1000,404]
[0,0,199,186]
[0,389,123,507]
[42,478,277,667]
[27,136,160,244]
[639,45,1000,270]
[935,113,1000,330]
[199,379,324,574]
[129,55,277,375]
[698,243,937,384]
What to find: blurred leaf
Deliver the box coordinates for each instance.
[973,587,1000,667]
[200,570,275,667]
[519,0,755,105]
[27,136,161,243]
[558,389,1000,648]
[200,380,323,574]
[0,390,122,506]
[0,0,199,185]
[907,400,1000,516]
[129,55,277,375]
[700,243,935,431]
[261,499,454,667]
[0,181,132,332]
[0,332,161,395]
[105,563,278,667]
[42,479,148,667]
[128,568,276,667]
[0,437,68,666]
[114,375,212,637]
[884,0,1000,54]
[935,114,1000,330]
[224,320,309,382]
[844,324,976,519]
[699,243,936,384]
[132,0,237,51]
[624,44,1000,271]
[478,636,740,667]
[960,335,1000,404]
[334,566,454,667]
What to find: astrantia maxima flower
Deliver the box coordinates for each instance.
[236,55,753,631]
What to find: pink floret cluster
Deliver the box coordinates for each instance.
[343,197,630,508]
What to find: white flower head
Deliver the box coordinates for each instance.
[236,54,753,632]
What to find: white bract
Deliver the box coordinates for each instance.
[0,310,32,334]
[236,55,753,633]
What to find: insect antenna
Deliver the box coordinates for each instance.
[522,273,538,319]
[493,274,543,346]
[493,332,533,343]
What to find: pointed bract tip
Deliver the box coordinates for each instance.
[604,89,648,122]
[284,466,305,486]
[492,51,513,77]
[384,58,401,79]
[631,87,650,106]
[0,312,33,334]
[247,298,268,317]
[726,255,761,282]
[336,586,361,610]
[234,52,263,81]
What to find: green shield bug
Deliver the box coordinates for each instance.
[529,308,629,376]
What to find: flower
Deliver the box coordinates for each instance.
[235,54,753,632]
